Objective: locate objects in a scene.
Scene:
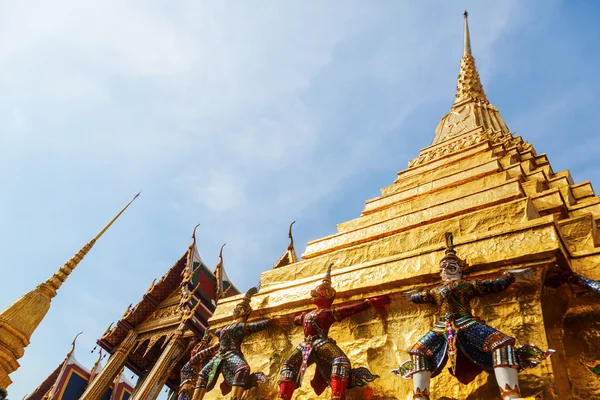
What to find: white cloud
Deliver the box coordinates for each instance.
[8,107,28,133]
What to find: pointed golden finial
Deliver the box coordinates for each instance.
[463,10,471,56]
[0,194,139,387]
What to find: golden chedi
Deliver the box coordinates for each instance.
[207,12,600,400]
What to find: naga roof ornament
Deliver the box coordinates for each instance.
[273,221,299,269]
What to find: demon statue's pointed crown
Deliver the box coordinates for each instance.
[310,263,337,304]
[439,233,468,280]
[234,286,259,319]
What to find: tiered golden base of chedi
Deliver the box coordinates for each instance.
[208,13,600,400]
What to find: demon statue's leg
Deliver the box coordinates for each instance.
[493,344,525,400]
[330,358,352,400]
[278,349,302,399]
[192,360,211,400]
[230,386,245,400]
[191,388,206,400]
[412,371,431,400]
[409,352,431,400]
[278,380,295,400]
[330,376,349,399]
[230,363,250,400]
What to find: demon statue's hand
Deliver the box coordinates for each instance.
[367,295,391,310]
[400,290,416,301]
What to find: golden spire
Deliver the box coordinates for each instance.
[454,10,487,105]
[430,11,510,146]
[0,193,139,388]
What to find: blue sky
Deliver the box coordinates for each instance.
[1,1,599,397]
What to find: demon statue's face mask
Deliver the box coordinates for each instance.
[233,303,251,320]
[440,258,464,282]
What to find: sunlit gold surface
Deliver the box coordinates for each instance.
[205,131,600,400]
[204,14,600,400]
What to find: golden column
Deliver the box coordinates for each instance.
[80,329,139,400]
[0,194,139,388]
[130,329,187,400]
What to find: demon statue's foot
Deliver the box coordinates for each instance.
[499,384,544,400]
[230,386,246,400]
[504,395,543,400]
[413,387,430,400]
[278,380,295,400]
[522,393,544,400]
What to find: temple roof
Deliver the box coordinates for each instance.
[97,252,188,353]
[26,335,92,400]
[96,251,191,384]
[97,242,239,385]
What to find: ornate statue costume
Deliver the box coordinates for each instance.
[278,264,389,400]
[178,333,219,400]
[193,287,269,400]
[393,234,553,400]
